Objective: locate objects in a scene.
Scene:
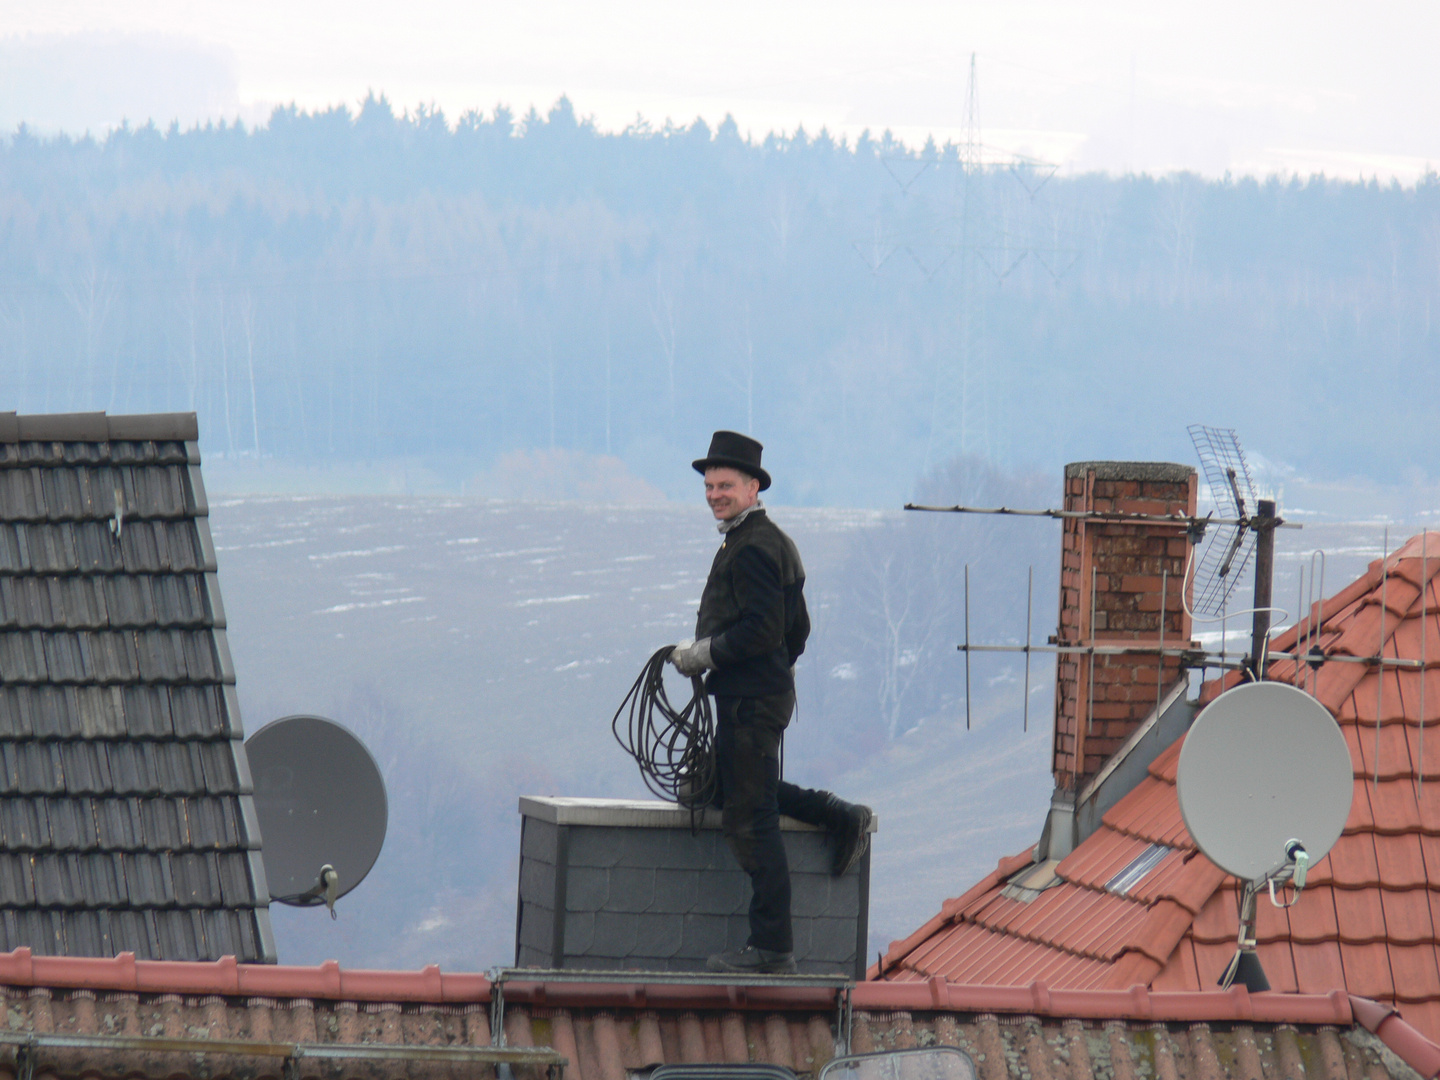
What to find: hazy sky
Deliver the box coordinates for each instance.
[2,0,1436,179]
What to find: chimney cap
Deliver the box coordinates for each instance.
[1064,461,1194,482]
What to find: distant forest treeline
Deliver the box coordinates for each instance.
[1,96,1437,503]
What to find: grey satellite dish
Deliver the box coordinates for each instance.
[246,715,388,910]
[1177,681,1352,991]
[1179,681,1352,880]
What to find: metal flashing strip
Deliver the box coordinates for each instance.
[518,796,877,832]
[1077,680,1189,809]
[1104,843,1172,896]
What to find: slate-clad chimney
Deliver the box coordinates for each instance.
[1052,462,1196,796]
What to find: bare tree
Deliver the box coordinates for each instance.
[648,266,678,416]
[60,261,114,408]
[217,292,236,458]
[1155,176,1199,303]
[727,301,757,434]
[239,290,262,456]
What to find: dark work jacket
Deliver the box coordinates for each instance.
[696,509,810,698]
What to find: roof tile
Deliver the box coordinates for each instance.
[1340,940,1397,998]
[1102,778,1189,846]
[1128,899,1193,965]
[1353,669,1411,725]
[0,854,36,905]
[1404,724,1440,778]
[1416,835,1440,881]
[0,798,47,848]
[1393,998,1440,1050]
[1254,889,1291,943]
[1371,781,1423,834]
[1321,834,1381,888]
[1292,938,1349,995]
[1126,849,1191,906]
[1389,944,1440,1001]
[1056,829,1149,891]
[1149,739,1182,782]
[171,852,222,906]
[122,853,173,907]
[44,798,96,850]
[1334,888,1389,943]
[1374,834,1428,887]
[1345,779,1377,832]
[1254,939,1299,993]
[94,798,143,849]
[1190,892,1235,946]
[1332,603,1390,661]
[1150,936,1199,991]
[1287,885,1341,942]
[138,799,185,850]
[1352,723,1416,781]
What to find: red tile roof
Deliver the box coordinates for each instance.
[0,947,1433,1080]
[876,533,1440,1041]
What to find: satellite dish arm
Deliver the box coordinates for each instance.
[1264,840,1309,908]
[272,864,341,919]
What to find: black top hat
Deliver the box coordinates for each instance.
[692,430,771,491]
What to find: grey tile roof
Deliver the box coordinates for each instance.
[0,412,274,962]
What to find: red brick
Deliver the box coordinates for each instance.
[1114,498,1174,517]
[1089,703,1135,721]
[1119,574,1163,593]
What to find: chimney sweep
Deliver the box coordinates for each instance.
[666,430,872,974]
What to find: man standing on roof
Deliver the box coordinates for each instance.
[670,430,873,975]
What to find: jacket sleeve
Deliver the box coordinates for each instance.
[786,582,810,666]
[708,544,785,668]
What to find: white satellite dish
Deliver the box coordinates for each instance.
[1179,681,1352,879]
[1177,681,1353,990]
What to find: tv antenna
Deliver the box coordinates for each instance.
[904,427,1300,728]
[246,715,389,917]
[1187,425,1260,618]
[1177,681,1352,991]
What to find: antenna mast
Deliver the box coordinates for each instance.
[962,52,980,174]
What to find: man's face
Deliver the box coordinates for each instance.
[705,467,761,521]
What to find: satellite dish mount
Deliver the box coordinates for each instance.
[1220,839,1311,992]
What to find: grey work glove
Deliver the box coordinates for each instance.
[670,637,714,677]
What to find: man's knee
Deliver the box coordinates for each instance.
[722,804,761,871]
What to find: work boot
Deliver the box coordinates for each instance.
[826,795,874,876]
[706,945,798,974]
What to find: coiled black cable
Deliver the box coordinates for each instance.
[612,646,717,813]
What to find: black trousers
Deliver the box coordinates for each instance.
[712,693,833,953]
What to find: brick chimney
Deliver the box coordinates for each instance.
[1052,462,1197,796]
